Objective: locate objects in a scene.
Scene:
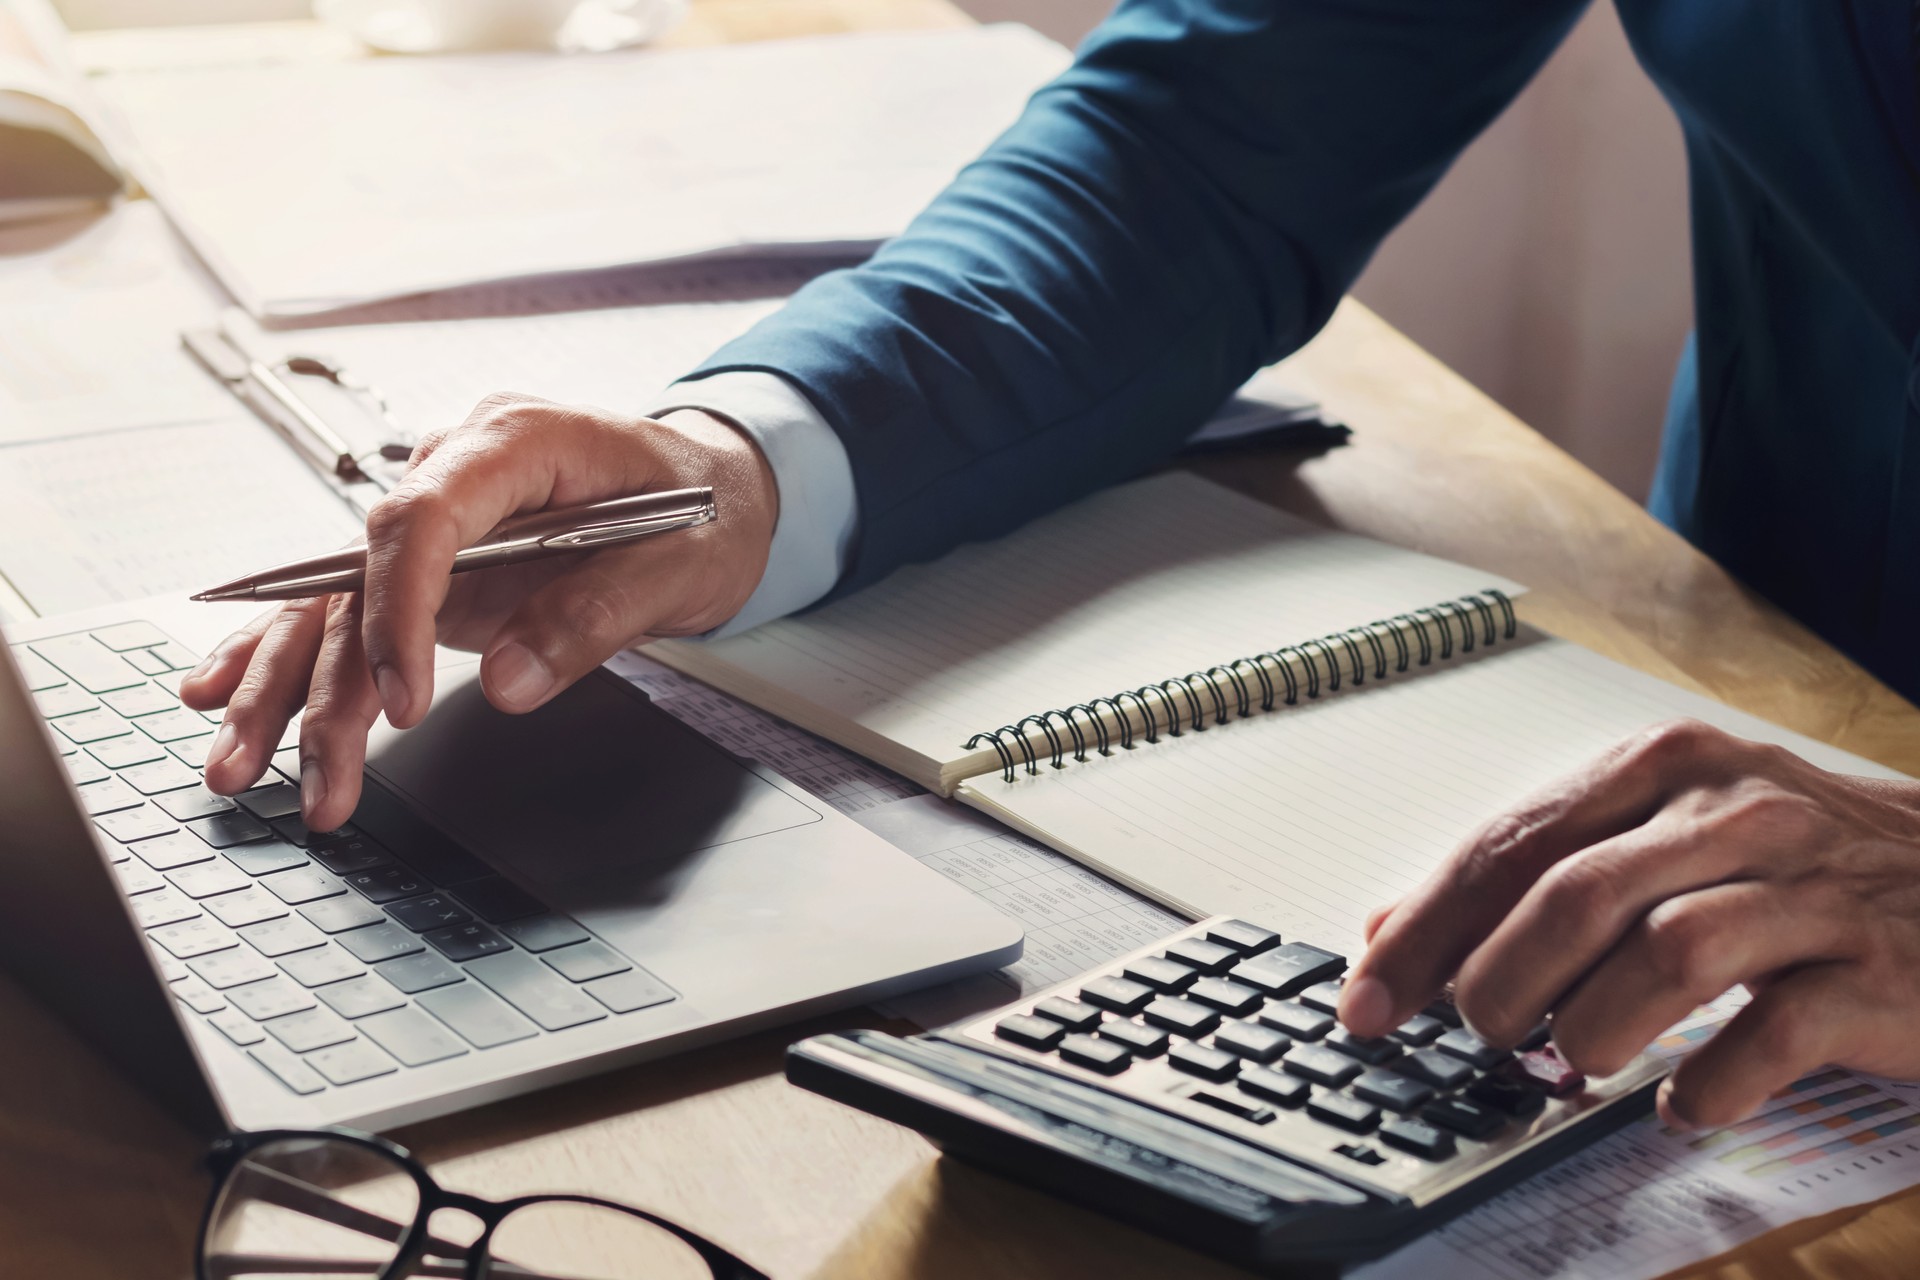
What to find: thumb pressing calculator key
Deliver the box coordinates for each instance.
[787,916,1666,1274]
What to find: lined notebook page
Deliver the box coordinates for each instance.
[653,473,1519,780]
[958,636,1906,955]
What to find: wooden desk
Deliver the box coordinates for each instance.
[6,5,1919,1278]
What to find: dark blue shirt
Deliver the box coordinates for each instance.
[689,1,1920,704]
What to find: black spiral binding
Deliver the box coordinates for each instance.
[965,587,1517,783]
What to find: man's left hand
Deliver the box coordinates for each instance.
[1338,719,1920,1128]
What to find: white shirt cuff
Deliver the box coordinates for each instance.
[650,370,858,638]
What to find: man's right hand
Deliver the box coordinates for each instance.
[178,393,779,834]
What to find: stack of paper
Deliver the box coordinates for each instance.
[92,25,1071,317]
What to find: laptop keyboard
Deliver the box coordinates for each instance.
[16,623,677,1098]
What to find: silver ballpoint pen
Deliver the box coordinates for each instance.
[191,487,717,603]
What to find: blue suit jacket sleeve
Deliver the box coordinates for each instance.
[679,0,1589,597]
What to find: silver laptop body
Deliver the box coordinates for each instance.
[0,594,1023,1136]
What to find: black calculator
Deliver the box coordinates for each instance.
[787,916,1665,1274]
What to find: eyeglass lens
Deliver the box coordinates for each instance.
[204,1135,419,1280]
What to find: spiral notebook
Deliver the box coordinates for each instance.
[650,472,1904,943]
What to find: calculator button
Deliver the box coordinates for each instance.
[1058,1033,1131,1075]
[1516,1021,1553,1052]
[1390,1013,1446,1046]
[1080,975,1155,1014]
[1212,1020,1290,1064]
[1122,956,1198,993]
[1097,1019,1169,1058]
[1423,995,1463,1027]
[1466,1075,1548,1118]
[1258,1001,1334,1041]
[1191,1090,1273,1123]
[1280,1044,1361,1088]
[1434,1027,1510,1069]
[1397,1048,1476,1090]
[1421,1096,1507,1140]
[1184,977,1264,1017]
[995,1013,1066,1051]
[1168,1041,1240,1083]
[1307,1092,1379,1133]
[1351,1068,1434,1113]
[1163,937,1237,974]
[1226,942,1345,998]
[1323,1027,1401,1065]
[1204,920,1280,955]
[1032,997,1103,1033]
[1296,980,1345,1013]
[1142,997,1221,1038]
[1504,1046,1587,1097]
[1334,1142,1386,1166]
[1236,1065,1310,1108]
[1379,1119,1456,1161]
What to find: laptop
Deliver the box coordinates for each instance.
[0,594,1023,1136]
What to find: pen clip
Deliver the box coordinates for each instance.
[537,505,716,550]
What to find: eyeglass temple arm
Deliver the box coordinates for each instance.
[208,1255,554,1280]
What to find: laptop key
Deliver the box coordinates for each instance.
[309,838,386,874]
[229,977,318,1021]
[265,1008,356,1054]
[425,922,512,963]
[151,641,200,671]
[238,783,303,821]
[35,685,98,718]
[387,894,472,933]
[170,976,227,1015]
[220,841,308,878]
[131,831,216,871]
[204,886,290,929]
[278,943,366,989]
[582,968,674,1015]
[417,983,540,1049]
[373,952,465,994]
[189,947,278,990]
[169,735,218,769]
[169,860,251,899]
[262,866,346,905]
[238,915,327,958]
[114,860,165,896]
[316,975,407,1020]
[337,922,427,963]
[148,917,233,959]
[90,622,169,652]
[77,777,142,816]
[248,1044,326,1095]
[188,811,272,848]
[343,865,431,905]
[138,707,218,744]
[101,684,176,719]
[128,649,173,677]
[131,888,203,930]
[304,1038,398,1087]
[31,636,144,693]
[451,877,546,924]
[209,1009,266,1047]
[12,646,66,691]
[155,787,237,822]
[498,915,591,953]
[358,1006,471,1067]
[92,736,169,769]
[119,757,200,796]
[466,951,608,1031]
[301,896,385,934]
[62,753,110,787]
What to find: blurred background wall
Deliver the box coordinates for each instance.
[56,0,1694,500]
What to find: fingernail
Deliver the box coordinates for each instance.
[1340,974,1393,1036]
[374,665,409,720]
[1656,1080,1693,1130]
[490,643,555,710]
[208,722,241,773]
[300,760,328,820]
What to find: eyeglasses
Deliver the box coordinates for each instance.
[198,1127,770,1280]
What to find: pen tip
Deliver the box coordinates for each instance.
[189,592,212,603]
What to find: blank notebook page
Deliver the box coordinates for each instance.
[958,636,1906,955]
[662,472,1519,772]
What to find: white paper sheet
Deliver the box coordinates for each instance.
[95,25,1070,316]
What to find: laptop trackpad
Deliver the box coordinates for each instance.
[362,662,822,908]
